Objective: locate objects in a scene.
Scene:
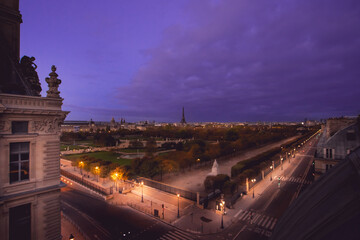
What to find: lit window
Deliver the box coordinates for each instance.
[10,142,30,183]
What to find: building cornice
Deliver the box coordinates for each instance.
[0,93,65,111]
[0,182,66,204]
[0,4,22,24]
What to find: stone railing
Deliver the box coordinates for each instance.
[0,93,63,111]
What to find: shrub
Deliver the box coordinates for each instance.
[204,174,231,193]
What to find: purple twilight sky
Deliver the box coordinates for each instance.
[20,0,360,123]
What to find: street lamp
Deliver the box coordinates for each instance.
[177,194,180,218]
[95,166,99,182]
[112,172,119,191]
[270,165,273,181]
[69,234,74,240]
[220,200,225,229]
[251,179,256,198]
[79,161,84,175]
[141,181,144,202]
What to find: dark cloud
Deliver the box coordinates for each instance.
[117,0,360,122]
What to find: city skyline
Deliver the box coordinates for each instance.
[21,0,360,122]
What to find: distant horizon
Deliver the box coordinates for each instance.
[63,117,335,124]
[63,112,359,124]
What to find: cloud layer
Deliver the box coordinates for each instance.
[117,0,360,122]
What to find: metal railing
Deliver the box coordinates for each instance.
[137,177,197,201]
[61,169,110,195]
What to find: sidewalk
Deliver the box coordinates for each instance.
[61,212,85,240]
[61,159,113,189]
[109,185,194,224]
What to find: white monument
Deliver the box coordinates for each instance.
[208,159,219,176]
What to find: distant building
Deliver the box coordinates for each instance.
[110,117,116,128]
[61,120,90,132]
[314,117,360,176]
[0,1,68,239]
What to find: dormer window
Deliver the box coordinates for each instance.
[346,130,356,141]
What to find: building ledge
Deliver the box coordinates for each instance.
[0,183,65,204]
[0,93,64,112]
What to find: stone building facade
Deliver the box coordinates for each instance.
[0,0,68,239]
[0,91,68,240]
[314,117,360,175]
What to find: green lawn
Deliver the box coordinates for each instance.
[61,151,132,166]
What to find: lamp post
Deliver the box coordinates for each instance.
[177,194,180,218]
[220,200,225,229]
[95,166,99,182]
[79,161,84,175]
[251,179,256,198]
[112,173,118,191]
[270,165,273,181]
[288,152,291,163]
[141,181,144,202]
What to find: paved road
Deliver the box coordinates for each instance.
[203,137,319,240]
[61,187,196,240]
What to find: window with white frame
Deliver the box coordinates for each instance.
[10,142,30,183]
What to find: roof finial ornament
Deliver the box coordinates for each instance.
[46,65,62,98]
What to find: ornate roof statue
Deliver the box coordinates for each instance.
[45,65,61,98]
[19,55,42,96]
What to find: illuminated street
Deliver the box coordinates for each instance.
[60,137,318,240]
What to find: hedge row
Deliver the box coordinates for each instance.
[230,130,318,179]
[231,147,281,178]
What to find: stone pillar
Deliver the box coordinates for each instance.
[246,178,249,193]
[289,152,291,163]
